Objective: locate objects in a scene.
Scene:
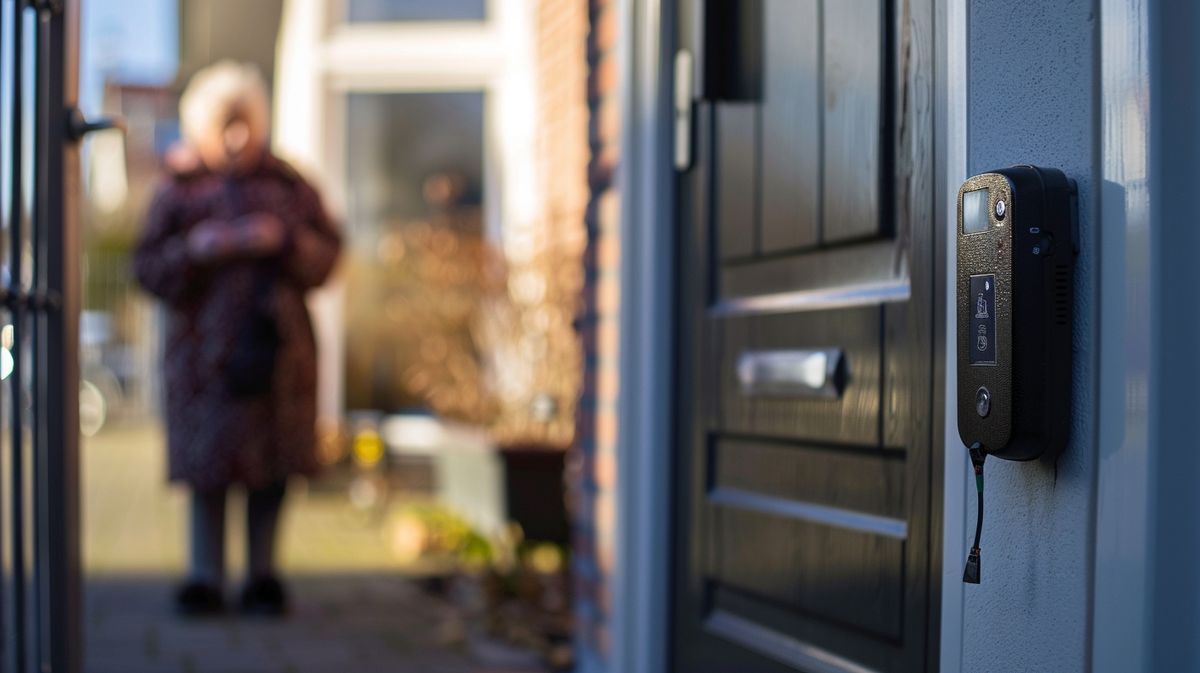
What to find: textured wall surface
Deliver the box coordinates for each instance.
[572,0,622,670]
[960,1,1097,671]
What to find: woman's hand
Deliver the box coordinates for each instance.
[186,214,286,263]
[232,213,287,257]
[186,220,238,262]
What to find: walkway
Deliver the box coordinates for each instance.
[83,424,546,673]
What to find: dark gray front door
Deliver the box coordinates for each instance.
[672,1,938,671]
[1,1,81,671]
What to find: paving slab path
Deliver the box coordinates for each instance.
[85,573,517,673]
[82,424,544,673]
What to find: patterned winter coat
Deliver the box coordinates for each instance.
[134,153,341,489]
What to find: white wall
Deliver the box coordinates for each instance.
[946,1,1099,671]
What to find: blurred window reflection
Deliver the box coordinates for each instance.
[345,92,484,243]
[346,0,486,23]
[343,92,487,414]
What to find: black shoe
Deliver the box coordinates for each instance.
[239,575,289,617]
[175,581,225,617]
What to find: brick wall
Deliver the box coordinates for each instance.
[570,0,621,669]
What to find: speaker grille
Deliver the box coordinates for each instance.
[1054,265,1070,326]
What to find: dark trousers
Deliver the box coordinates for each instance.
[189,480,286,586]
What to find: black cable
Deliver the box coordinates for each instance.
[973,478,984,549]
[963,443,986,584]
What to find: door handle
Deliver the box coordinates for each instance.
[736,348,845,398]
[65,106,125,142]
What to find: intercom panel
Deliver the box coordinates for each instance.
[956,166,1077,461]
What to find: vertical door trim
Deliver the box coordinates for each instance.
[1143,1,1200,668]
[609,1,674,673]
[1090,0,1200,669]
[937,0,968,669]
[1092,0,1151,669]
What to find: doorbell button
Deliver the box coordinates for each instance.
[1033,234,1055,256]
[975,387,991,418]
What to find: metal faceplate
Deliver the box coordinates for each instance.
[957,173,1014,451]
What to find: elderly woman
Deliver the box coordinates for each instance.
[135,61,341,616]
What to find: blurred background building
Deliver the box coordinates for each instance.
[80,0,593,442]
[76,1,595,671]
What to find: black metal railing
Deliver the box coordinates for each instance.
[1,0,80,671]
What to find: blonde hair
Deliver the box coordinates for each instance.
[179,60,270,151]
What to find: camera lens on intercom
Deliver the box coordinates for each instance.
[975,387,991,418]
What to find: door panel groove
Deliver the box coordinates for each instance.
[708,511,906,641]
[708,430,909,458]
[706,610,881,673]
[710,584,909,652]
[719,238,899,268]
[710,279,910,317]
[708,487,908,539]
[719,239,907,301]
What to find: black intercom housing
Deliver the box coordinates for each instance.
[956,166,1078,461]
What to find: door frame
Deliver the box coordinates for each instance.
[1091,0,1151,662]
[1092,0,1200,670]
[608,0,674,672]
[936,0,968,669]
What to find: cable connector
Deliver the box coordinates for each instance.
[963,442,986,585]
[963,546,981,584]
[968,443,987,478]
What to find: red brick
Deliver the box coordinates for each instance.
[590,4,620,54]
[573,0,622,664]
[589,54,620,101]
[593,448,616,490]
